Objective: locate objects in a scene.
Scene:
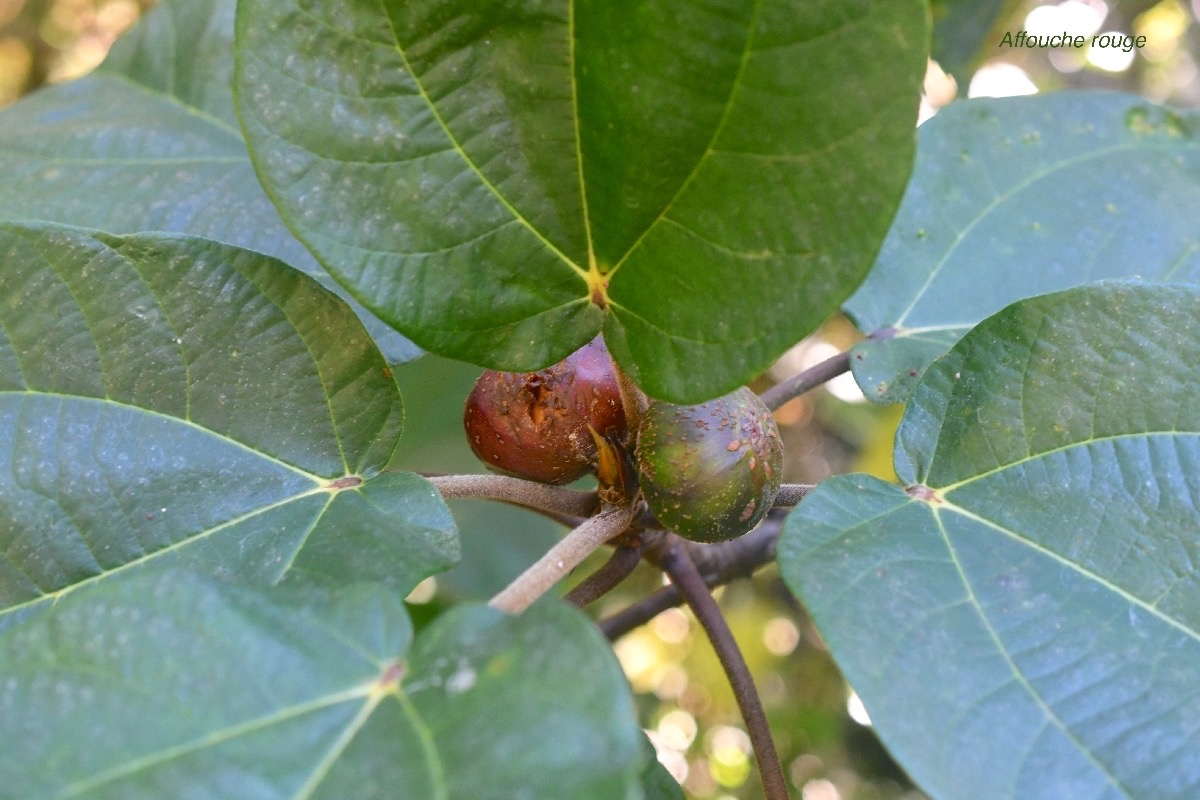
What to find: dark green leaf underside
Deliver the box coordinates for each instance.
[0,573,646,799]
[845,93,1200,403]
[0,224,454,633]
[638,738,686,800]
[929,0,1017,83]
[782,282,1200,800]
[236,0,927,402]
[0,0,418,363]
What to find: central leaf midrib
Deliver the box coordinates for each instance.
[55,684,376,798]
[291,691,386,800]
[936,430,1199,493]
[939,499,1200,649]
[96,70,243,139]
[0,485,329,621]
[604,0,765,280]
[2,390,325,482]
[932,510,1138,800]
[568,0,595,274]
[373,0,588,283]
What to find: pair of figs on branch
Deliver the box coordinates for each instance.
[464,337,783,543]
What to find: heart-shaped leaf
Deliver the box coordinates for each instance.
[845,93,1200,402]
[0,224,455,633]
[235,0,928,402]
[780,282,1200,799]
[0,0,418,364]
[0,570,646,799]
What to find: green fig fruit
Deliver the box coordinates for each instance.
[636,387,783,542]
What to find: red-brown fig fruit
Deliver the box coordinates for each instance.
[463,336,627,484]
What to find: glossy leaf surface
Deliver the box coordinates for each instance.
[0,0,418,363]
[236,0,927,402]
[781,282,1200,799]
[0,572,645,799]
[0,224,455,633]
[845,93,1200,402]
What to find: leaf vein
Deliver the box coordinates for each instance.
[292,693,383,800]
[892,140,1200,328]
[2,391,324,482]
[606,0,765,277]
[372,0,587,281]
[933,509,1137,800]
[57,686,373,797]
[0,486,328,623]
[939,499,1200,648]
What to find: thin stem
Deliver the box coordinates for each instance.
[489,503,636,614]
[430,474,598,518]
[599,582,683,640]
[774,483,814,506]
[759,349,850,410]
[600,518,781,641]
[656,535,791,800]
[564,542,643,607]
[759,327,898,411]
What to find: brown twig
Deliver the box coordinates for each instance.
[429,474,598,518]
[759,349,851,410]
[599,516,782,640]
[563,542,644,607]
[774,483,815,506]
[654,535,791,800]
[489,503,636,614]
[759,327,899,410]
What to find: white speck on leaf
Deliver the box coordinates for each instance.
[446,661,476,696]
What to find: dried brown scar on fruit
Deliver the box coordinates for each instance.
[327,476,363,490]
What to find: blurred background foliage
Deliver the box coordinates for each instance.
[2,0,1198,797]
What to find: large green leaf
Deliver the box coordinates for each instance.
[0,570,646,799]
[0,224,455,633]
[845,93,1200,402]
[235,0,927,402]
[780,282,1200,799]
[0,0,418,364]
